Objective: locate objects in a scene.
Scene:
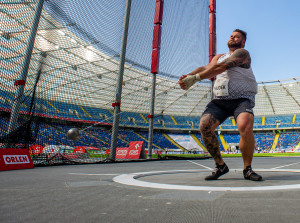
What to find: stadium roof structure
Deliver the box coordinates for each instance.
[1,2,300,118]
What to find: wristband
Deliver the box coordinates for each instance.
[182,74,201,90]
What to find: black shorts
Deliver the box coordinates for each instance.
[202,98,255,124]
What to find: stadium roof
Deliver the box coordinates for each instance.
[1,2,300,117]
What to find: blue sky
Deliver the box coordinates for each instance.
[216,0,300,82]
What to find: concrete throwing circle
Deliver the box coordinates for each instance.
[113,169,300,191]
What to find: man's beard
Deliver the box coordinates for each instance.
[227,41,242,48]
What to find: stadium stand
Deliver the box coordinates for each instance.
[1,90,300,154]
[276,132,300,151]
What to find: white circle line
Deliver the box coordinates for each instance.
[113,169,300,192]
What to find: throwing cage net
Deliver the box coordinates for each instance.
[0,0,210,165]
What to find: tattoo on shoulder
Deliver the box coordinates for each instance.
[221,49,251,69]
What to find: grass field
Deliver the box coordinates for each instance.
[31,152,300,161]
[223,152,300,157]
[88,152,300,159]
[156,152,300,159]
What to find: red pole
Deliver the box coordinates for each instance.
[209,0,216,62]
[151,0,164,74]
[209,0,216,82]
[148,0,164,158]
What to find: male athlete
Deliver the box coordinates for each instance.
[179,29,262,181]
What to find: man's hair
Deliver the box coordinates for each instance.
[233,29,247,41]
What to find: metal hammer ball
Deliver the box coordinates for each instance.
[67,128,80,141]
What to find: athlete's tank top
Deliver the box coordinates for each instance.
[213,52,258,104]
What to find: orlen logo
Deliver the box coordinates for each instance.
[129,150,139,155]
[3,155,30,165]
[117,150,127,155]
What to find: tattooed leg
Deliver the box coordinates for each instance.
[200,114,224,165]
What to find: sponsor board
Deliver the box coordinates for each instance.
[105,142,146,160]
[126,141,146,159]
[0,149,34,171]
[116,148,129,159]
[73,147,87,153]
[29,145,43,155]
[114,142,146,160]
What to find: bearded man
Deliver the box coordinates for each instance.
[179,29,262,181]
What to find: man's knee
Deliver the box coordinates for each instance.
[237,113,254,135]
[199,114,219,134]
[239,123,253,135]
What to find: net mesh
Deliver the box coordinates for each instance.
[0,0,210,164]
[1,1,300,165]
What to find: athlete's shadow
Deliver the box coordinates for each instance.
[260,174,300,181]
[221,174,300,182]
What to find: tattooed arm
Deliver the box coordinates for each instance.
[178,49,251,90]
[179,54,223,81]
[221,48,251,69]
[178,54,223,89]
[194,48,251,80]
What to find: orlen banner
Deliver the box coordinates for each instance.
[126,141,146,159]
[115,141,146,160]
[0,149,34,171]
[115,147,128,159]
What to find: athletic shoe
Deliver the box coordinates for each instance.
[205,163,229,180]
[243,166,262,181]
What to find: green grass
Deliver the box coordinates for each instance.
[222,152,300,157]
[88,154,109,158]
[31,152,300,160]
[155,152,300,159]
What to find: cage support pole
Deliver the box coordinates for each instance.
[6,0,45,138]
[147,74,156,159]
[110,0,132,161]
[147,0,164,159]
[209,0,216,100]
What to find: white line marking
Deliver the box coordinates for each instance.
[69,173,119,176]
[187,160,213,170]
[113,169,300,192]
[272,162,300,169]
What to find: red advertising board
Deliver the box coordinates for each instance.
[106,142,146,160]
[29,144,43,155]
[126,141,146,159]
[73,147,87,153]
[0,149,34,171]
[116,147,129,159]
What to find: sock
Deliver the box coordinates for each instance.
[244,165,251,171]
[217,163,226,168]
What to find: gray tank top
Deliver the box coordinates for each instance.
[214,52,258,103]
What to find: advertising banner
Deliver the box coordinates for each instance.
[0,149,34,171]
[126,141,146,159]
